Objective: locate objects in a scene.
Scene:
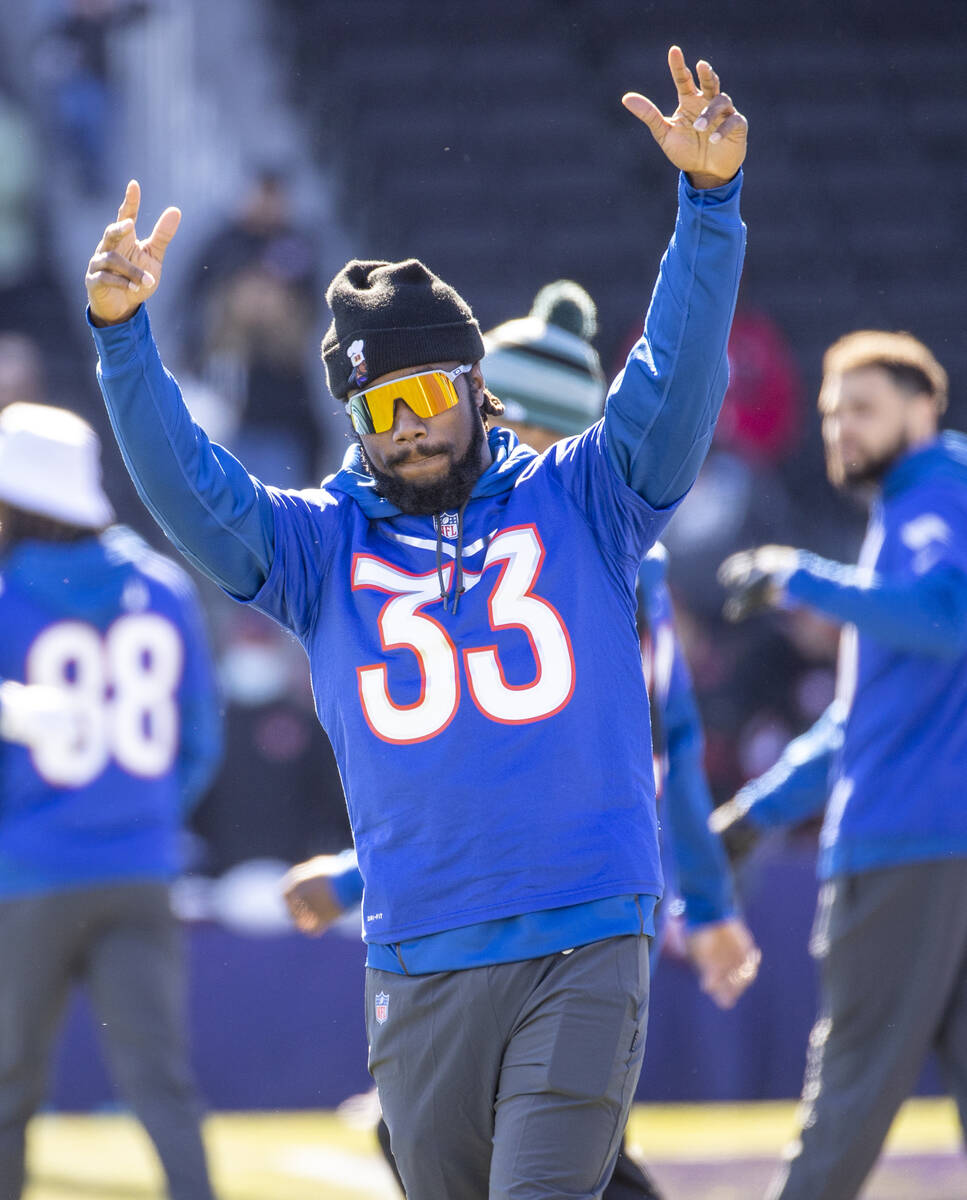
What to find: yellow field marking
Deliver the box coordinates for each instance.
[626,1097,962,1159]
[23,1099,964,1200]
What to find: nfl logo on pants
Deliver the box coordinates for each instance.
[375,992,390,1025]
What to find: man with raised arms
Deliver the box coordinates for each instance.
[86,46,747,1200]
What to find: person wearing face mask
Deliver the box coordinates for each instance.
[715,330,967,1200]
[190,615,350,874]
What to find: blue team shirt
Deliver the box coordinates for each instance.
[740,433,967,878]
[91,171,746,969]
[330,546,738,949]
[252,422,667,941]
[0,528,222,896]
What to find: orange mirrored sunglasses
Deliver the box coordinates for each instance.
[345,364,473,435]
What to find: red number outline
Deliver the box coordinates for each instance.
[463,525,576,725]
[351,552,460,745]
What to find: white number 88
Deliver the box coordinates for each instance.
[25,614,183,787]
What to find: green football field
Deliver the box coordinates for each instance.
[23,1098,966,1199]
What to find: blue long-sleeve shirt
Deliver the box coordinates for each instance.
[739,433,967,879]
[92,172,745,972]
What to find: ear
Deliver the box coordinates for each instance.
[909,391,939,440]
[469,362,486,409]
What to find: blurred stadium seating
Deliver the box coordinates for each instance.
[0,0,962,1135]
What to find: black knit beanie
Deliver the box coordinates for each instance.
[321,258,485,400]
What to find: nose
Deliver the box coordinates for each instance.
[391,400,427,443]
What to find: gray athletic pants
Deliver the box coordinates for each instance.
[366,933,650,1200]
[0,882,214,1200]
[767,857,967,1200]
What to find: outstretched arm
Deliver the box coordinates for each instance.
[710,701,845,834]
[720,545,967,659]
[605,47,748,508]
[784,556,967,657]
[87,182,276,599]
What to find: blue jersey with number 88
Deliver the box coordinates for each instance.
[0,528,221,896]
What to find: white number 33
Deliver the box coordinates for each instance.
[353,525,575,744]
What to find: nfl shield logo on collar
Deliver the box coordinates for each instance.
[435,512,459,540]
[375,991,390,1025]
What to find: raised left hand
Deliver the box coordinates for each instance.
[622,46,748,188]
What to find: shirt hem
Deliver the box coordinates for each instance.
[819,838,967,880]
[363,879,664,945]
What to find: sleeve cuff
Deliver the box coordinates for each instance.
[680,167,743,207]
[685,907,739,932]
[87,304,151,370]
[329,855,364,910]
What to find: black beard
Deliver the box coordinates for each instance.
[357,414,487,515]
[837,427,912,491]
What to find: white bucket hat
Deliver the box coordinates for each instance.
[0,403,114,529]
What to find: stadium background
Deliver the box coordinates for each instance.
[0,0,964,1195]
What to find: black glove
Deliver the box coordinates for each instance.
[708,796,760,866]
[717,546,799,622]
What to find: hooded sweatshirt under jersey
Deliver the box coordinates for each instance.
[91,172,746,972]
[734,432,967,879]
[0,528,222,895]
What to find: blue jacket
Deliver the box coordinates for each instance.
[92,172,745,972]
[737,433,967,879]
[0,527,222,896]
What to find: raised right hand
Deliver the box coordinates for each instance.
[86,180,181,326]
[622,46,748,189]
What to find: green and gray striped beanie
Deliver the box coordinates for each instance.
[483,281,606,436]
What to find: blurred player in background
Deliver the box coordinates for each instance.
[715,331,967,1200]
[85,46,747,1198]
[284,281,760,1200]
[0,403,222,1200]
